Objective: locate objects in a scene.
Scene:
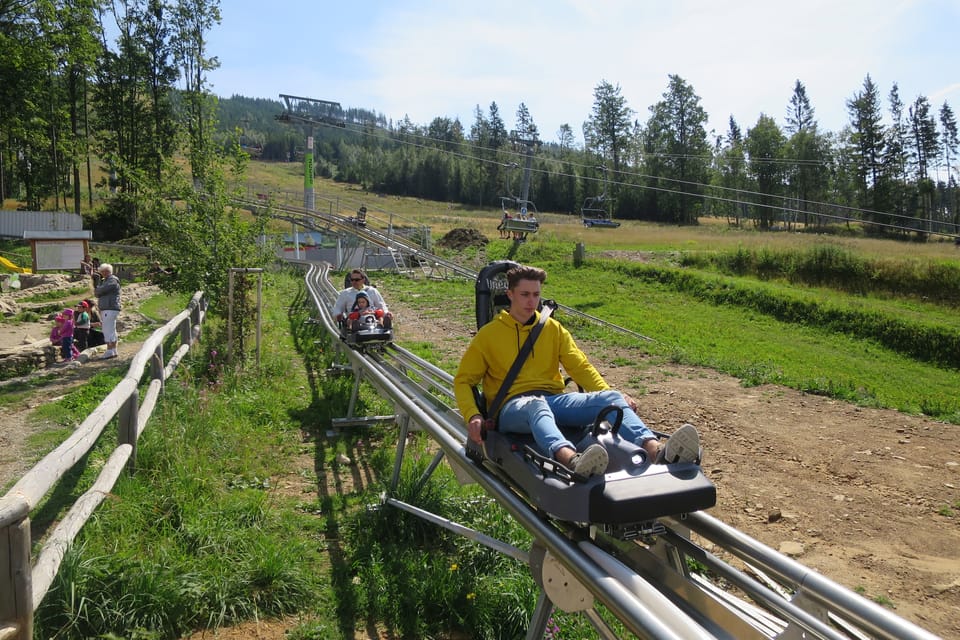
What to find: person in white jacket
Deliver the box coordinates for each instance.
[331,269,392,328]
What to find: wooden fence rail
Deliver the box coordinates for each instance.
[0,291,207,640]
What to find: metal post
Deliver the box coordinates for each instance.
[226,269,235,363]
[293,221,300,259]
[304,132,315,211]
[390,414,410,491]
[347,370,362,418]
[525,592,553,640]
[520,141,534,208]
[256,270,263,369]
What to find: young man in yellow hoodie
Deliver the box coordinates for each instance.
[454,265,699,478]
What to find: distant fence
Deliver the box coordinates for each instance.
[0,291,207,640]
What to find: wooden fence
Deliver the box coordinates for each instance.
[0,291,207,640]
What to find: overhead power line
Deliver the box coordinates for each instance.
[298,117,959,238]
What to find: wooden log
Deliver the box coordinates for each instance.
[0,496,29,530]
[6,378,137,509]
[0,517,32,640]
[0,623,22,640]
[31,445,132,606]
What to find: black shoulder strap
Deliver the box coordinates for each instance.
[485,301,556,423]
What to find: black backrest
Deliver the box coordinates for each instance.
[475,260,519,329]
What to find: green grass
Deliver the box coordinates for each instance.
[23,186,960,637]
[19,286,91,303]
[138,291,193,322]
[373,249,960,423]
[0,373,62,407]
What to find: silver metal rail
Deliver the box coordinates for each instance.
[248,195,654,341]
[302,262,938,640]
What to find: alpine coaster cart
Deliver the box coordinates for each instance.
[466,260,715,539]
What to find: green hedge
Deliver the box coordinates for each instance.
[612,261,960,370]
[680,244,960,305]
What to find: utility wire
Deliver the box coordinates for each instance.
[300,118,959,237]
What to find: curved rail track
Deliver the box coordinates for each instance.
[301,260,937,640]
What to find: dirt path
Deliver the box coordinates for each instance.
[4,280,957,639]
[388,291,960,639]
[0,282,158,487]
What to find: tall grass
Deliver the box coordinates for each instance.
[681,243,960,304]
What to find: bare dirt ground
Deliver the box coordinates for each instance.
[383,290,960,639]
[3,277,958,639]
[0,281,160,484]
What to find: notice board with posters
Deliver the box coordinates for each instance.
[23,231,91,272]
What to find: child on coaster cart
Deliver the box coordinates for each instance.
[346,291,388,331]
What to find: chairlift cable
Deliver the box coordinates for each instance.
[306,118,958,237]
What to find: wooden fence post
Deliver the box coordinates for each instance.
[151,344,164,387]
[118,392,139,473]
[0,515,33,640]
[180,315,192,347]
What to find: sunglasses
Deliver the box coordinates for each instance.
[350,277,363,282]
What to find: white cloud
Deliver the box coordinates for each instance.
[209,0,960,142]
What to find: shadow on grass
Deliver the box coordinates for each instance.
[286,281,402,639]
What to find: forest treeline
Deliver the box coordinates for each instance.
[2,1,958,241]
[1,0,270,305]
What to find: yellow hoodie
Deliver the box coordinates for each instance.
[453,309,609,422]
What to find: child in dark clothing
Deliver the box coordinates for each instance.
[346,291,385,330]
[74,301,92,352]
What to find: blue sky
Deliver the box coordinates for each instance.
[207,0,960,145]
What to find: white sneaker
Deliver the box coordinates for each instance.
[658,423,701,464]
[568,444,608,478]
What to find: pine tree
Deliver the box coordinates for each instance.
[939,102,958,228]
[644,75,710,224]
[584,80,633,173]
[785,80,815,135]
[745,114,786,229]
[846,74,886,212]
[514,102,539,141]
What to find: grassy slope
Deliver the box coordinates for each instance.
[25,163,960,638]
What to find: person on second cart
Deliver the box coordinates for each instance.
[346,291,386,330]
[331,269,392,330]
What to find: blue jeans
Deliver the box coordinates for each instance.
[60,335,74,360]
[498,390,654,458]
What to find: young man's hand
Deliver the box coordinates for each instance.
[467,414,484,444]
